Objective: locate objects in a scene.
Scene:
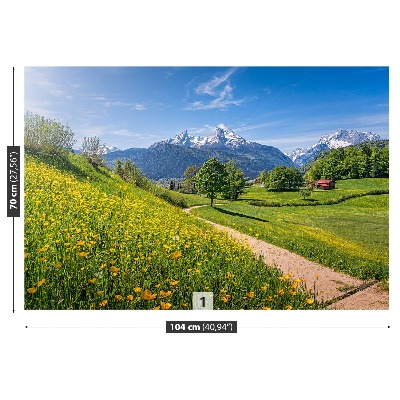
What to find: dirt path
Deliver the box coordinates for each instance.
[184,205,389,310]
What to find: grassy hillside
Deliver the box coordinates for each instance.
[24,152,321,310]
[192,180,389,281]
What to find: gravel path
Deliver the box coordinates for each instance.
[184,205,389,310]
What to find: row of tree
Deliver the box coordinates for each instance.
[303,144,389,181]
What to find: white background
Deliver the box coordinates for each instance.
[1,1,399,399]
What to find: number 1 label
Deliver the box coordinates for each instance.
[192,292,213,310]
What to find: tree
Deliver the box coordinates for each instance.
[267,166,304,191]
[114,159,123,177]
[304,142,389,181]
[121,160,149,188]
[181,165,200,194]
[80,136,106,166]
[221,161,246,200]
[258,170,269,186]
[299,187,312,200]
[195,158,226,206]
[24,111,76,153]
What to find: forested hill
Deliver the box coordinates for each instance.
[303,140,389,181]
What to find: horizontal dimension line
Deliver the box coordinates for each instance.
[25,326,163,329]
[240,326,390,329]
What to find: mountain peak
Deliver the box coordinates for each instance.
[206,124,249,148]
[287,128,383,166]
[161,124,250,149]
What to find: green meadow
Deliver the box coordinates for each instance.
[192,179,389,282]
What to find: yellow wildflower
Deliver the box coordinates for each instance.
[115,295,123,300]
[100,299,108,307]
[169,280,179,286]
[306,298,314,305]
[261,284,269,290]
[160,302,172,310]
[37,279,45,287]
[170,251,182,260]
[141,289,157,300]
[262,307,271,310]
[133,287,141,293]
[109,266,120,274]
[285,305,293,310]
[77,252,88,257]
[127,295,134,301]
[76,240,85,246]
[246,291,255,298]
[160,290,172,298]
[27,287,37,294]
[221,294,231,303]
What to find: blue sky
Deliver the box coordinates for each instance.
[24,66,389,153]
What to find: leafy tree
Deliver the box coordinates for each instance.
[376,146,389,177]
[299,187,312,200]
[121,160,149,188]
[114,159,123,177]
[267,166,304,191]
[196,158,227,206]
[24,111,76,153]
[181,165,200,194]
[258,170,269,185]
[221,161,246,200]
[80,136,106,166]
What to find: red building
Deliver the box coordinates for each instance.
[316,179,336,190]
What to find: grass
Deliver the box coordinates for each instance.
[24,152,322,310]
[241,179,388,207]
[192,181,389,282]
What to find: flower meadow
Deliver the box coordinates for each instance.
[24,154,321,310]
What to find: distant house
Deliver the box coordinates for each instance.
[316,179,336,190]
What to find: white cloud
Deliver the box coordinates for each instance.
[132,104,146,111]
[195,67,237,96]
[186,67,247,110]
[111,129,135,137]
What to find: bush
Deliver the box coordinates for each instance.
[24,111,76,153]
[80,136,106,166]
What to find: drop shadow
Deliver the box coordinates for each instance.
[214,207,269,223]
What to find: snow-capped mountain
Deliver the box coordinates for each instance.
[286,128,383,167]
[106,123,293,179]
[160,123,251,149]
[101,145,121,154]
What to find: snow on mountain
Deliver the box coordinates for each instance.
[201,123,251,148]
[161,123,251,149]
[101,145,121,154]
[286,128,382,167]
[106,123,294,179]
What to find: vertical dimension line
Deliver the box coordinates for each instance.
[13,67,15,146]
[13,218,15,313]
[13,67,15,312]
